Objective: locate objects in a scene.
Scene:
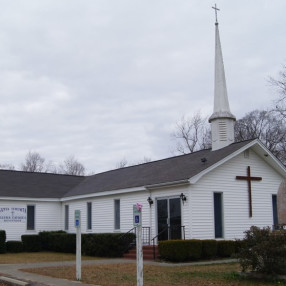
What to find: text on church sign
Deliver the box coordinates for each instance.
[0,207,27,222]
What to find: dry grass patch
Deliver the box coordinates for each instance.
[0,252,97,264]
[23,263,281,286]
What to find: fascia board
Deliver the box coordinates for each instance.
[61,186,146,202]
[0,197,61,202]
[145,179,190,190]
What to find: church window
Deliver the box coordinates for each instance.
[27,205,35,230]
[214,193,224,238]
[114,199,120,230]
[272,195,278,226]
[87,202,92,230]
[65,205,69,230]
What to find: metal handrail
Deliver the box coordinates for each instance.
[151,227,168,260]
[142,226,151,245]
[119,226,151,254]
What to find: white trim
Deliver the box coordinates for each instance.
[146,180,190,190]
[190,139,286,184]
[0,197,61,202]
[61,186,146,202]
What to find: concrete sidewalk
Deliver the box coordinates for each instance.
[0,258,237,286]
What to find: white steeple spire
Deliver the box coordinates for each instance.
[209,5,236,151]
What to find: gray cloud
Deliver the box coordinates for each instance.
[0,0,285,173]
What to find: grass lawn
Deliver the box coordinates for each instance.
[22,262,284,286]
[0,252,97,264]
[0,253,284,285]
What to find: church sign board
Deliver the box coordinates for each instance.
[0,207,27,223]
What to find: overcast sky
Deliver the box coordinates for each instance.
[0,0,285,174]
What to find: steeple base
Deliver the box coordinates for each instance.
[210,118,235,151]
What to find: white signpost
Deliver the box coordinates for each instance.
[74,210,81,281]
[133,203,143,286]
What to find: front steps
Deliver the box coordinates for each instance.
[123,245,159,261]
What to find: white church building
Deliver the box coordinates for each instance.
[1,17,285,243]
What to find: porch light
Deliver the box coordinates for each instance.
[180,193,187,204]
[147,196,154,206]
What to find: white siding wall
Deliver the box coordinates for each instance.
[64,191,155,234]
[63,186,190,243]
[2,149,283,243]
[190,150,283,240]
[0,200,61,241]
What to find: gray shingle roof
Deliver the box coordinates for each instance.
[0,140,255,199]
[0,171,85,199]
[64,139,254,198]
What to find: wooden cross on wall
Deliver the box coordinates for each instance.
[236,166,262,217]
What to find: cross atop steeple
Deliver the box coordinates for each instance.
[212,4,220,24]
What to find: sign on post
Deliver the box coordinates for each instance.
[133,204,142,227]
[75,210,81,228]
[133,203,143,286]
[74,210,81,281]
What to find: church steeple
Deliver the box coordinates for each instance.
[209,5,236,151]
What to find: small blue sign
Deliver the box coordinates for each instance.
[135,215,140,224]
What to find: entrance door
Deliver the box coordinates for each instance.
[157,197,181,241]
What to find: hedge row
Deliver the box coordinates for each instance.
[159,239,236,262]
[6,241,24,253]
[0,230,6,254]
[18,231,135,257]
[0,230,135,256]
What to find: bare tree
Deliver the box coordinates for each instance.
[269,64,286,117]
[0,163,15,170]
[115,156,152,168]
[234,109,286,164]
[21,151,47,172]
[171,112,211,154]
[135,157,152,165]
[58,155,85,176]
[116,158,128,169]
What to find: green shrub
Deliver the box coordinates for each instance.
[202,240,217,258]
[0,230,6,254]
[6,241,24,253]
[237,226,286,275]
[159,240,202,262]
[217,240,235,257]
[234,239,245,254]
[82,233,135,257]
[37,232,134,257]
[48,233,76,253]
[21,235,41,252]
[159,240,189,262]
[39,231,67,251]
[187,240,203,260]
